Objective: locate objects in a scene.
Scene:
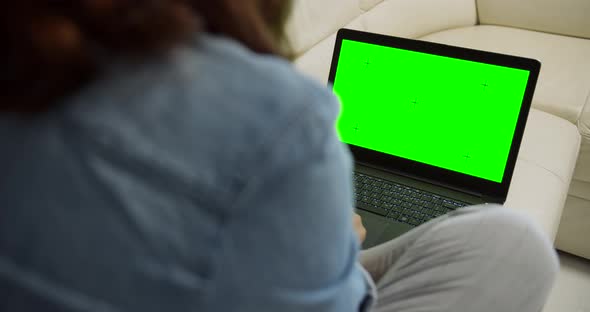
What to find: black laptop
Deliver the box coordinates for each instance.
[328,29,541,248]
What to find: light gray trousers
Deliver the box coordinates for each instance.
[360,205,559,312]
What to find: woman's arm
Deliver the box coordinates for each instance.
[211,88,371,312]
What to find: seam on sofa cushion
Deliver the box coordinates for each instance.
[359,0,384,12]
[418,25,479,42]
[474,0,481,25]
[518,157,568,184]
[568,178,590,199]
[577,89,590,140]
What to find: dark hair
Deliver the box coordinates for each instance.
[1,1,293,113]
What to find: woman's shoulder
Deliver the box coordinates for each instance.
[68,34,339,141]
[192,34,340,126]
[62,34,343,202]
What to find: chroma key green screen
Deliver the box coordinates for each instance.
[333,39,531,183]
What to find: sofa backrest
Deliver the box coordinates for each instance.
[286,0,478,58]
[357,0,478,39]
[477,0,590,39]
[285,0,363,57]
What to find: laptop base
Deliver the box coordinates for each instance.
[355,164,484,249]
[357,209,413,249]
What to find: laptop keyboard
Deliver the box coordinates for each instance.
[354,173,468,226]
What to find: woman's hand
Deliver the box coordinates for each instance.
[353,213,367,244]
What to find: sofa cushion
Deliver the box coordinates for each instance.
[294,34,338,84]
[420,25,590,125]
[571,140,590,195]
[294,17,365,84]
[517,111,581,184]
[556,194,590,259]
[359,0,384,11]
[359,0,477,39]
[506,160,569,240]
[285,0,362,57]
[476,0,590,39]
[500,109,581,239]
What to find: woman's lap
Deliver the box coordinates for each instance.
[360,204,558,312]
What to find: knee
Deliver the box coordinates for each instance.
[403,206,559,310]
[461,205,559,286]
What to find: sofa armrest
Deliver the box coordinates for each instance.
[477,0,590,39]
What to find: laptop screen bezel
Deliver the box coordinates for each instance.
[328,28,541,201]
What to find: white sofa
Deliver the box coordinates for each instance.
[286,0,590,258]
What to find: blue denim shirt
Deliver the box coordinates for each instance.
[0,35,375,311]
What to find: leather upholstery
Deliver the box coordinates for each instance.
[477,0,590,39]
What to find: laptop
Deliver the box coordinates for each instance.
[328,29,541,249]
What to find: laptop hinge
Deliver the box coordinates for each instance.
[356,161,487,201]
[481,195,505,205]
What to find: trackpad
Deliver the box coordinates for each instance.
[357,209,414,249]
[356,210,389,249]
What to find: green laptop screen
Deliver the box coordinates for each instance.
[333,39,531,183]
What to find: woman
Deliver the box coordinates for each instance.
[0,1,557,311]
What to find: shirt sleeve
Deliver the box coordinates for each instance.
[213,86,375,312]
